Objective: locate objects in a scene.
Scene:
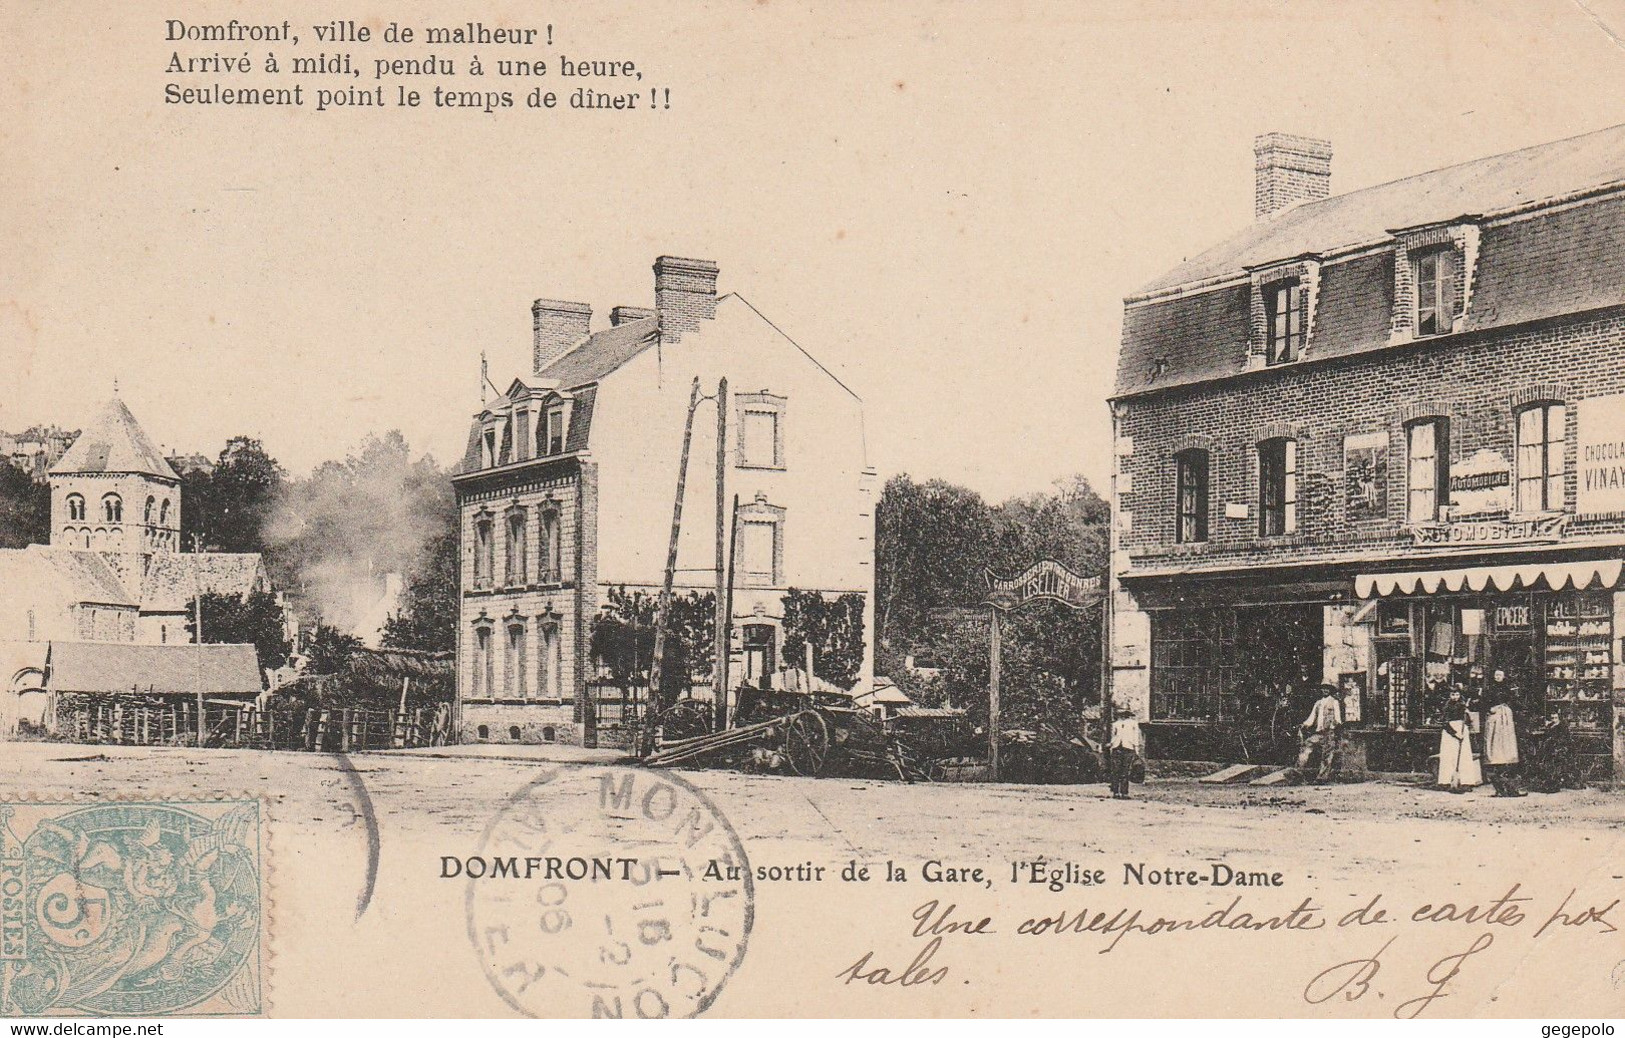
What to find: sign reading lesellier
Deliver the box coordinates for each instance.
[1578,394,1625,516]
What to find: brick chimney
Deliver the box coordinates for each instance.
[609,305,656,327]
[653,256,719,341]
[1253,133,1332,219]
[532,299,592,375]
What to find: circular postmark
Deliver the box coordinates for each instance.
[465,766,752,1019]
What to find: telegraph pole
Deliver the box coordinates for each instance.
[190,532,205,748]
[650,378,704,714]
[988,607,1001,782]
[712,378,730,729]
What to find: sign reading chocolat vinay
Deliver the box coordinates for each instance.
[986,559,1102,612]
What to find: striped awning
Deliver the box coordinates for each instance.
[1356,559,1624,599]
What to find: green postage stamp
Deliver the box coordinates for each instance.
[0,799,265,1017]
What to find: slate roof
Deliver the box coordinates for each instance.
[48,640,262,696]
[139,552,266,612]
[1139,123,1625,296]
[52,397,179,480]
[1118,125,1625,398]
[0,547,136,607]
[536,316,658,388]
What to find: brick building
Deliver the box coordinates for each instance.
[1109,125,1625,780]
[452,256,877,747]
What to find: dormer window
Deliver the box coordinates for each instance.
[482,427,498,468]
[1265,280,1303,365]
[541,406,566,456]
[1413,248,1458,337]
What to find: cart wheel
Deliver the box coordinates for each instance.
[655,699,714,744]
[784,711,832,777]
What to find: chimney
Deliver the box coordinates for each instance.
[532,299,592,375]
[1253,133,1332,220]
[609,305,656,327]
[652,256,719,341]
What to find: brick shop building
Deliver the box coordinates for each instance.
[452,256,876,747]
[1109,126,1625,780]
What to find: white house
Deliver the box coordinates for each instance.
[453,256,877,746]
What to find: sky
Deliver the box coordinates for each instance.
[5,0,1625,503]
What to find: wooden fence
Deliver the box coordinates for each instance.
[56,698,452,751]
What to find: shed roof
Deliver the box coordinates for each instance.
[48,641,262,696]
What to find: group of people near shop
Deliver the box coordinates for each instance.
[1430,668,1583,796]
[1289,668,1583,794]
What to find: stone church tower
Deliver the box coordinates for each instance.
[48,395,182,586]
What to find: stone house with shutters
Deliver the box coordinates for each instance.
[453,256,877,747]
[1110,125,1625,781]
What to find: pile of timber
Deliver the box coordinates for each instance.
[643,717,784,767]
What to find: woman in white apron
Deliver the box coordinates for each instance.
[1436,693,1482,792]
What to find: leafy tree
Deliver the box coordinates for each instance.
[381,528,458,652]
[304,623,362,675]
[590,586,717,707]
[0,465,51,548]
[187,590,291,680]
[196,437,286,553]
[875,474,992,644]
[782,588,866,690]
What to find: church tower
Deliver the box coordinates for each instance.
[49,395,182,586]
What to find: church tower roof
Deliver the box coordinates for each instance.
[51,396,179,481]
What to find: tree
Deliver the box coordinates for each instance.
[0,465,51,548]
[875,474,992,644]
[782,588,866,690]
[305,623,362,675]
[589,586,716,707]
[198,437,286,552]
[187,590,291,680]
[381,528,458,652]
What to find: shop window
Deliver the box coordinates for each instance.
[1258,438,1297,536]
[66,493,85,521]
[1516,402,1566,512]
[1406,418,1450,523]
[1174,449,1209,544]
[473,517,494,589]
[1264,279,1303,365]
[505,509,527,586]
[1150,609,1238,721]
[1413,248,1458,337]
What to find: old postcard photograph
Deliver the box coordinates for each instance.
[3,0,1625,1022]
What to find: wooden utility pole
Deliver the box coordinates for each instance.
[650,378,703,711]
[712,377,729,729]
[988,608,1001,782]
[190,533,205,748]
[722,494,740,709]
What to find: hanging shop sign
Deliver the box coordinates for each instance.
[1410,513,1569,546]
[1578,394,1625,516]
[986,559,1101,612]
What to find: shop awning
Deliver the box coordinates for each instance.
[1356,559,1624,599]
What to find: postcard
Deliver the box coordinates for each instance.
[3,0,1625,1020]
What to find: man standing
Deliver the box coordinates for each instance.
[1108,706,1143,800]
[1298,684,1343,784]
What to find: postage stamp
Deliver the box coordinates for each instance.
[463,766,753,1019]
[0,799,265,1017]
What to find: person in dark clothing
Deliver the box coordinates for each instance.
[1525,711,1582,793]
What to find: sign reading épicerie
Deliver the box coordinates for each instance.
[986,559,1101,612]
[1578,394,1625,516]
